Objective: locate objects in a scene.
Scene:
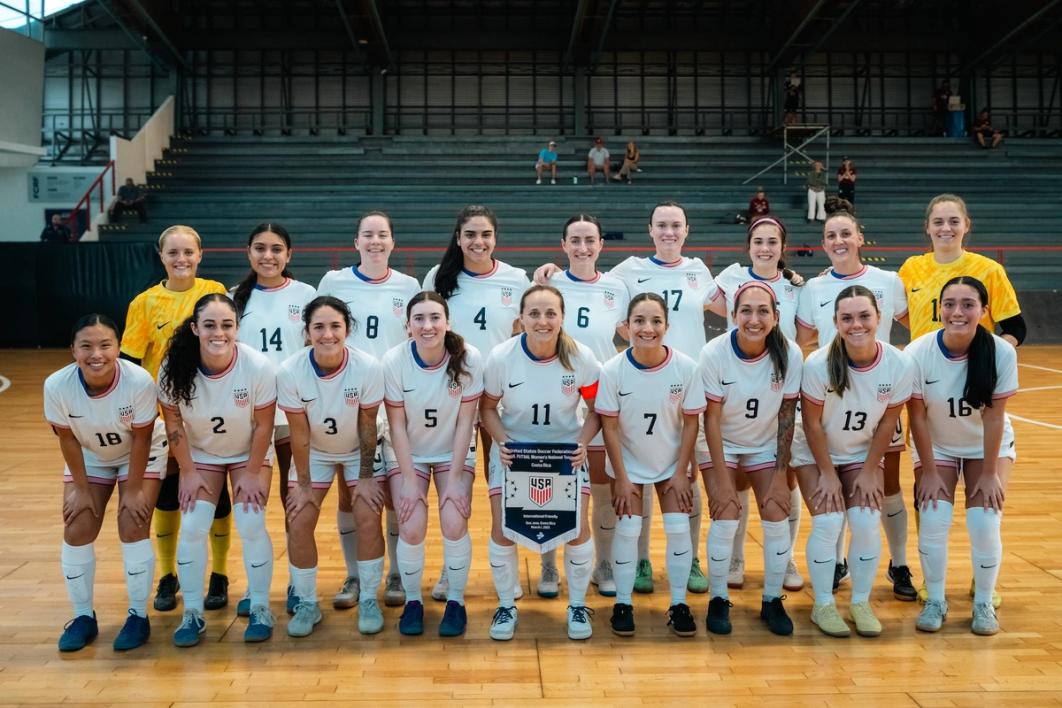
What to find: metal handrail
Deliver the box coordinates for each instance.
[66,160,116,241]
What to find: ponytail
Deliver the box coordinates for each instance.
[765,327,789,382]
[941,276,996,410]
[434,205,497,300]
[159,293,237,406]
[443,331,472,386]
[232,223,295,317]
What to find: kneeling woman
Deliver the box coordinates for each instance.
[158,294,278,646]
[906,276,1017,635]
[791,285,913,638]
[699,282,803,636]
[278,296,384,637]
[596,293,703,638]
[47,314,168,652]
[480,284,602,641]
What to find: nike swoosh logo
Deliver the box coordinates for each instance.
[812,559,833,564]
[776,550,788,556]
[672,549,690,557]
[65,573,84,580]
[300,397,317,403]
[710,556,727,562]
[508,382,524,388]
[637,277,652,283]
[127,569,146,576]
[721,380,735,386]
[402,388,415,393]
[69,414,84,418]
[858,556,877,562]
[212,533,229,538]
[251,561,269,568]
[911,288,921,292]
[886,510,903,518]
[599,525,615,531]
[618,391,632,397]
[177,560,194,566]
[918,548,929,556]
[156,532,173,539]
[819,301,832,307]
[403,570,418,576]
[615,560,632,565]
[925,380,939,385]
[569,560,590,566]
[979,563,998,569]
[490,562,506,568]
[339,529,355,535]
[156,323,167,329]
[447,566,466,572]
[388,532,399,538]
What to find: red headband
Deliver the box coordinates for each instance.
[733,280,777,310]
[747,216,787,240]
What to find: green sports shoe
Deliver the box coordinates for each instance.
[969,579,1002,609]
[686,558,708,594]
[633,559,654,594]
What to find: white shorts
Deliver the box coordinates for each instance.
[288,457,362,489]
[911,441,1017,470]
[63,419,169,485]
[487,444,591,498]
[274,424,291,446]
[698,448,777,474]
[383,449,477,483]
[578,399,605,451]
[789,436,879,473]
[604,457,683,485]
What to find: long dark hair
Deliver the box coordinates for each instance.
[232,223,294,316]
[746,215,799,284]
[433,205,498,300]
[648,200,688,226]
[302,295,354,333]
[562,213,603,240]
[160,293,238,406]
[627,292,669,324]
[826,285,878,397]
[71,313,120,344]
[941,276,997,409]
[406,291,472,386]
[733,281,789,381]
[520,284,578,372]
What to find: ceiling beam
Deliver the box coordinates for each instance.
[960,0,1062,74]
[120,0,190,71]
[589,0,621,71]
[362,0,394,71]
[333,0,370,71]
[44,28,141,51]
[563,0,591,69]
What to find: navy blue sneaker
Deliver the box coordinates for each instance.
[173,609,206,648]
[236,596,250,617]
[286,585,298,616]
[244,605,274,643]
[438,600,467,637]
[399,600,424,636]
[113,611,150,651]
[58,613,98,652]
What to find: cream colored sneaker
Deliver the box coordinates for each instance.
[848,601,882,637]
[811,602,851,638]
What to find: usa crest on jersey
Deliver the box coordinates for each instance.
[686,272,700,289]
[669,383,684,402]
[344,386,360,407]
[500,287,512,306]
[118,404,134,425]
[447,379,462,399]
[288,304,302,322]
[603,290,616,310]
[770,371,784,392]
[877,383,892,402]
[233,386,250,408]
[392,297,404,317]
[561,374,576,396]
[783,283,796,301]
[871,288,886,305]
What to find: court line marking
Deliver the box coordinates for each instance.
[1010,413,1062,431]
[1019,363,1062,375]
[1018,385,1062,393]
[0,375,9,395]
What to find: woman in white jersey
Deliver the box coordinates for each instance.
[230,222,315,616]
[158,294,278,647]
[382,292,483,637]
[317,211,421,612]
[906,277,1017,636]
[480,285,602,641]
[48,314,168,653]
[699,282,803,636]
[596,293,703,638]
[791,285,913,638]
[795,209,915,602]
[711,216,805,595]
[276,296,384,637]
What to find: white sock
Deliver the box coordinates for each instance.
[541,547,557,570]
[357,556,384,604]
[61,541,96,618]
[337,508,359,578]
[663,512,692,605]
[706,519,738,599]
[806,511,844,606]
[488,539,518,607]
[761,519,790,600]
[234,505,274,609]
[121,539,154,617]
[386,508,400,577]
[967,507,1003,604]
[612,515,642,605]
[442,534,472,603]
[637,485,653,560]
[918,501,953,603]
[846,507,882,604]
[396,539,425,603]
[732,489,751,563]
[590,483,616,567]
[689,484,703,556]
[882,492,908,566]
[176,500,215,613]
[290,563,318,604]
[836,513,848,563]
[564,538,594,607]
[788,487,802,551]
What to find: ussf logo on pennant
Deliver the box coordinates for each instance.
[561,374,576,395]
[529,476,553,507]
[288,304,302,322]
[233,387,250,408]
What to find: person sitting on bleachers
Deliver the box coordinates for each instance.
[973,110,1003,149]
[40,213,72,243]
[586,137,611,184]
[109,178,148,223]
[748,186,770,220]
[536,140,558,185]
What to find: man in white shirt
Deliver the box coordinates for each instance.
[586,137,611,184]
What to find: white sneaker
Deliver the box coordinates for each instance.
[550,178,556,185]
[536,178,542,185]
[333,576,359,609]
[431,572,449,602]
[591,559,617,597]
[567,605,594,640]
[727,558,745,589]
[537,564,560,598]
[783,559,804,591]
[513,580,524,600]
[384,573,405,607]
[358,598,384,635]
[489,606,518,641]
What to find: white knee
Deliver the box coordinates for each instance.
[180,501,216,542]
[845,507,881,540]
[810,511,845,545]
[662,512,690,537]
[233,505,268,542]
[965,507,1002,551]
[615,515,643,540]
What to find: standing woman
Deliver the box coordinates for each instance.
[277,296,384,637]
[791,285,913,638]
[906,277,1017,635]
[317,211,421,611]
[120,225,231,613]
[596,293,703,638]
[837,157,857,204]
[47,314,168,652]
[382,292,483,637]
[480,285,602,641]
[698,282,804,636]
[231,223,316,615]
[158,294,277,647]
[795,210,915,601]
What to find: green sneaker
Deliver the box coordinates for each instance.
[969,579,1002,609]
[686,557,708,594]
[633,559,654,594]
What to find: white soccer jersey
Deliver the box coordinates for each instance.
[44,360,158,467]
[277,345,384,462]
[796,264,908,346]
[317,267,421,358]
[699,330,803,455]
[595,347,705,483]
[158,343,277,464]
[382,340,484,464]
[483,334,601,443]
[422,260,530,356]
[906,330,1018,460]
[548,270,629,363]
[796,342,913,466]
[713,263,801,341]
[609,256,720,358]
[235,278,317,425]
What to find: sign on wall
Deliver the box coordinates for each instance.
[28,171,96,202]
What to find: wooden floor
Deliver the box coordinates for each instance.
[2,347,1062,707]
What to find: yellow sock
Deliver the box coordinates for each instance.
[154,509,180,576]
[210,514,232,576]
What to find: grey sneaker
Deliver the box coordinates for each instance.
[333,576,359,609]
[287,601,323,638]
[431,572,449,602]
[358,598,384,635]
[591,559,617,597]
[916,598,948,633]
[971,601,999,636]
[727,557,745,589]
[783,559,804,591]
[537,563,560,598]
[384,573,405,607]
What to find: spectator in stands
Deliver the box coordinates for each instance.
[806,161,827,222]
[931,80,952,136]
[837,157,857,204]
[109,178,148,223]
[614,141,640,184]
[748,186,770,219]
[973,110,1003,149]
[40,213,72,243]
[783,73,802,126]
[536,140,558,185]
[586,137,611,184]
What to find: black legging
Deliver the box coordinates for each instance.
[156,458,232,517]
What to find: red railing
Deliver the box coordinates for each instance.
[66,160,117,240]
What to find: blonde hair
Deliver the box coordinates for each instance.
[924,193,970,223]
[520,284,578,372]
[158,225,203,251]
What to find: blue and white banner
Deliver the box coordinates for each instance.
[502,442,581,553]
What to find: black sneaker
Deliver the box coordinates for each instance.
[832,560,850,593]
[610,603,635,637]
[204,572,229,610]
[760,597,794,636]
[706,596,733,635]
[888,562,917,601]
[667,603,697,637]
[153,573,180,612]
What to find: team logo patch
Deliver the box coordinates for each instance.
[561,374,576,396]
[877,383,892,402]
[344,387,360,407]
[770,371,784,392]
[448,380,462,398]
[603,290,616,310]
[501,287,513,306]
[233,387,250,408]
[288,304,302,322]
[118,405,134,425]
[392,297,404,317]
[686,273,699,289]
[669,384,684,402]
[783,283,795,300]
[872,288,885,305]
[528,475,553,507]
